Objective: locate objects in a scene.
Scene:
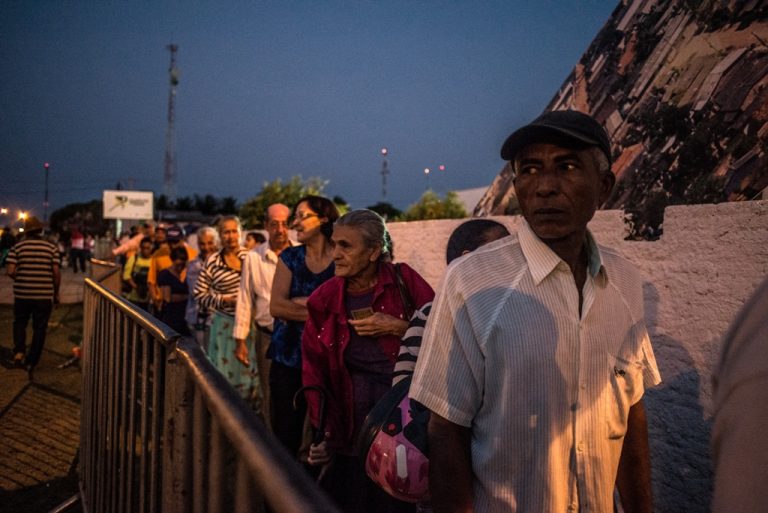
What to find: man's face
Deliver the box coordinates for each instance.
[266,208,290,251]
[197,232,217,259]
[331,225,380,280]
[154,229,166,243]
[513,143,614,241]
[139,242,153,258]
[220,220,241,251]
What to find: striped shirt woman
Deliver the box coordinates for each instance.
[193,216,262,409]
[193,247,247,316]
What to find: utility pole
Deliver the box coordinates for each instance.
[164,44,179,204]
[380,147,389,201]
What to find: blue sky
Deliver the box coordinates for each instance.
[0,1,616,217]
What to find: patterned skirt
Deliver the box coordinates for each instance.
[207,310,263,413]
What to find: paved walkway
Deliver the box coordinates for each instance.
[0,266,87,305]
[0,300,84,512]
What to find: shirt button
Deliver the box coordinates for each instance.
[577,442,584,452]
[580,383,586,390]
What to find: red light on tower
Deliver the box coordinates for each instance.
[438,164,445,171]
[44,162,50,169]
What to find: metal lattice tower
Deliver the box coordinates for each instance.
[163,44,179,203]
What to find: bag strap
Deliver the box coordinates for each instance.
[394,263,415,319]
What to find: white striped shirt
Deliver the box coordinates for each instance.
[193,248,246,316]
[411,219,661,513]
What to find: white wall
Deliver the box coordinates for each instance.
[388,200,768,512]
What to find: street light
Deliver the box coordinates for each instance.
[43,162,51,222]
[0,208,7,215]
[18,211,27,220]
[380,147,390,201]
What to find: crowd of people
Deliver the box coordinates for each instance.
[7,110,764,513]
[110,196,440,511]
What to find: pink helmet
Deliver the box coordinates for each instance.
[358,376,431,503]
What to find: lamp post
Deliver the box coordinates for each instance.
[380,147,389,201]
[43,162,50,223]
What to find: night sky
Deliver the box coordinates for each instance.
[1,1,616,219]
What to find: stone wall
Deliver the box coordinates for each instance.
[388,200,768,512]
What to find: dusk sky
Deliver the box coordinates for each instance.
[1,1,616,218]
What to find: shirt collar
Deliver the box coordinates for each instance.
[518,219,605,286]
[259,239,297,263]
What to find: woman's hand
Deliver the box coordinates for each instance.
[307,440,334,466]
[348,312,408,338]
[291,296,308,307]
[222,294,238,306]
[234,339,250,367]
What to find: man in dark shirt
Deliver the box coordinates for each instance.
[6,216,60,379]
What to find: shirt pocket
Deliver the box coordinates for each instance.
[604,353,644,439]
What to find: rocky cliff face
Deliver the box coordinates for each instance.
[475,0,768,238]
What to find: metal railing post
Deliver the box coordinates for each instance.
[162,352,192,513]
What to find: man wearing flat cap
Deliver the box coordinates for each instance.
[411,110,661,513]
[6,216,60,379]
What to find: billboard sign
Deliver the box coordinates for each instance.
[103,190,154,220]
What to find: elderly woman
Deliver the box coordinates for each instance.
[194,216,260,407]
[301,209,434,513]
[269,195,339,458]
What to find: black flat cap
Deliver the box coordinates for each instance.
[500,110,612,165]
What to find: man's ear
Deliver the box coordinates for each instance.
[599,170,616,204]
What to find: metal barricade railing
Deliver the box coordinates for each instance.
[80,275,174,513]
[77,261,340,513]
[89,258,123,295]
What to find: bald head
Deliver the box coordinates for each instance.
[265,203,291,253]
[266,203,291,222]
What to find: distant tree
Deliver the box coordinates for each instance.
[220,196,238,215]
[332,195,350,216]
[175,196,194,211]
[155,194,171,211]
[194,194,219,216]
[239,176,327,228]
[401,190,467,221]
[366,202,402,220]
[50,200,107,234]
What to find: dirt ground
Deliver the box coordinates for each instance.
[0,303,83,513]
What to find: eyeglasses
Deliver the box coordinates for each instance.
[266,220,290,229]
[292,212,318,224]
